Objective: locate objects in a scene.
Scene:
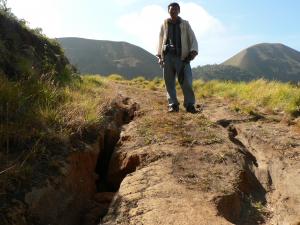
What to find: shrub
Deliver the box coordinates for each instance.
[107,74,124,81]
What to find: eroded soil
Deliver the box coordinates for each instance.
[98,83,300,225]
[2,81,299,225]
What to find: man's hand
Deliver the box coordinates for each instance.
[189,51,198,61]
[158,57,164,64]
[157,55,164,67]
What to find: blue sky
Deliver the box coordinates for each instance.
[7,0,300,67]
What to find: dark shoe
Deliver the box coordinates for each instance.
[168,104,179,113]
[186,105,197,114]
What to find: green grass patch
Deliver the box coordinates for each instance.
[194,79,300,116]
[0,74,66,152]
[125,76,165,90]
[0,74,108,170]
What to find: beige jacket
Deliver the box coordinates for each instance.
[157,18,198,60]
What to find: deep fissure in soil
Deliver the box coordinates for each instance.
[86,98,139,224]
[216,119,270,224]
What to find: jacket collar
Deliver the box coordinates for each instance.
[167,16,182,24]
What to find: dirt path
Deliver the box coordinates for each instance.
[96,83,300,225]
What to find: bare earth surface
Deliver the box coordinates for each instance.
[97,83,300,225]
[3,81,298,225]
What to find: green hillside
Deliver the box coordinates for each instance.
[0,11,74,83]
[0,9,77,223]
[57,37,161,79]
[222,43,300,82]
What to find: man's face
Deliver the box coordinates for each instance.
[168,5,180,19]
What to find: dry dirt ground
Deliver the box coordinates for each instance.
[97,82,300,225]
[2,81,299,225]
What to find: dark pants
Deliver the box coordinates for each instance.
[163,53,195,108]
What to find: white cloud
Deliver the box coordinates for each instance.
[117,5,167,54]
[8,0,64,37]
[7,0,106,39]
[179,2,225,38]
[113,0,139,6]
[117,2,227,65]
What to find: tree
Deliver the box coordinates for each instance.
[0,0,10,12]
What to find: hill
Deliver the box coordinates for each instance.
[57,37,161,79]
[1,8,77,225]
[222,43,300,82]
[0,11,73,82]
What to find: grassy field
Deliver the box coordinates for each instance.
[193,79,300,116]
[106,75,300,117]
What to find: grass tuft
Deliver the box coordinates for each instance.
[107,74,124,81]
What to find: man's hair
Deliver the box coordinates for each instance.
[168,2,180,10]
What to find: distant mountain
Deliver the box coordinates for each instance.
[222,43,300,82]
[57,37,161,79]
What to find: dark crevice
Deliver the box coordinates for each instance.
[216,159,268,224]
[216,113,265,128]
[216,121,270,224]
[96,127,121,192]
[217,119,232,128]
[84,97,139,225]
[248,111,266,121]
[95,99,139,192]
[227,124,258,167]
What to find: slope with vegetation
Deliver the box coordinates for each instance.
[0,5,76,169]
[0,7,109,225]
[0,10,74,83]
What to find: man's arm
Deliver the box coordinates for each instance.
[156,24,164,58]
[156,24,165,66]
[187,22,198,60]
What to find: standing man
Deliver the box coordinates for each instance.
[157,2,198,113]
